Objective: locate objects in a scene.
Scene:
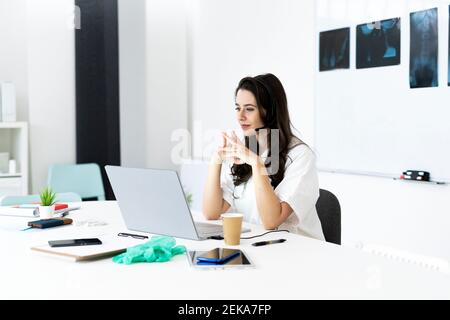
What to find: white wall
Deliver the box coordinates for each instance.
[118,0,148,168]
[190,0,316,160]
[26,0,76,193]
[2,0,188,195]
[119,0,189,170]
[0,0,76,193]
[26,0,189,189]
[145,0,189,170]
[0,0,29,121]
[189,0,450,261]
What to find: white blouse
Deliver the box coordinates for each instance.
[220,143,325,241]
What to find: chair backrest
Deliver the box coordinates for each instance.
[47,163,105,201]
[315,189,341,245]
[179,159,210,211]
[0,192,82,206]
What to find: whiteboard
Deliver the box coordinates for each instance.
[315,0,450,182]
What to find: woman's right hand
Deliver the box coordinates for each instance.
[211,132,227,165]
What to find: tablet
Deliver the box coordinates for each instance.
[186,248,254,269]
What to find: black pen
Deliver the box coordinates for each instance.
[252,239,287,246]
[58,207,80,217]
[118,232,149,240]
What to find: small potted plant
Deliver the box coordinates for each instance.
[39,187,57,219]
[182,185,193,208]
[186,192,193,208]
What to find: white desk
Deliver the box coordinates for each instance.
[1,201,449,299]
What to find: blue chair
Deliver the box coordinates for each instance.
[47,163,106,201]
[0,192,82,206]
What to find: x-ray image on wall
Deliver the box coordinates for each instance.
[356,18,401,69]
[410,8,438,88]
[319,28,350,71]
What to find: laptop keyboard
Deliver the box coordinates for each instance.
[195,222,223,236]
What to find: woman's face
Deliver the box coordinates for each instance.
[235,89,265,136]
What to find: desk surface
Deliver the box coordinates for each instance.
[1,201,449,299]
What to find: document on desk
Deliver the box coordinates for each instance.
[31,235,144,261]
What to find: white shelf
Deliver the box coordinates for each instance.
[0,173,22,178]
[0,121,27,129]
[0,122,28,196]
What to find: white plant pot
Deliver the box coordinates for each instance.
[39,205,55,219]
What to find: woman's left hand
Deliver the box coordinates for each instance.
[220,131,262,168]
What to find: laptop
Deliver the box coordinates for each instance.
[105,166,245,240]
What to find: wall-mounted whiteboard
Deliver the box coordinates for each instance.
[315,0,450,182]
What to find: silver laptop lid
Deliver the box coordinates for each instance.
[105,166,201,240]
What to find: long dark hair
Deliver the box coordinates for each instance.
[231,73,303,189]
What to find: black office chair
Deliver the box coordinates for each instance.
[315,189,341,245]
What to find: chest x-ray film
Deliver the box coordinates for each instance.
[356,17,401,69]
[319,27,350,72]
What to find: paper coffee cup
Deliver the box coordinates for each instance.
[221,213,243,245]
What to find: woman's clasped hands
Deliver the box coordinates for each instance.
[214,131,262,168]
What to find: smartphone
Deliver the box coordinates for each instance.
[48,238,102,248]
[196,248,241,264]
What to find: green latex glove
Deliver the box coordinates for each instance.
[112,235,186,265]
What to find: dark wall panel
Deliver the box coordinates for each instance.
[75,0,120,200]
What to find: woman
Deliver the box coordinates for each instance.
[202,73,324,240]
